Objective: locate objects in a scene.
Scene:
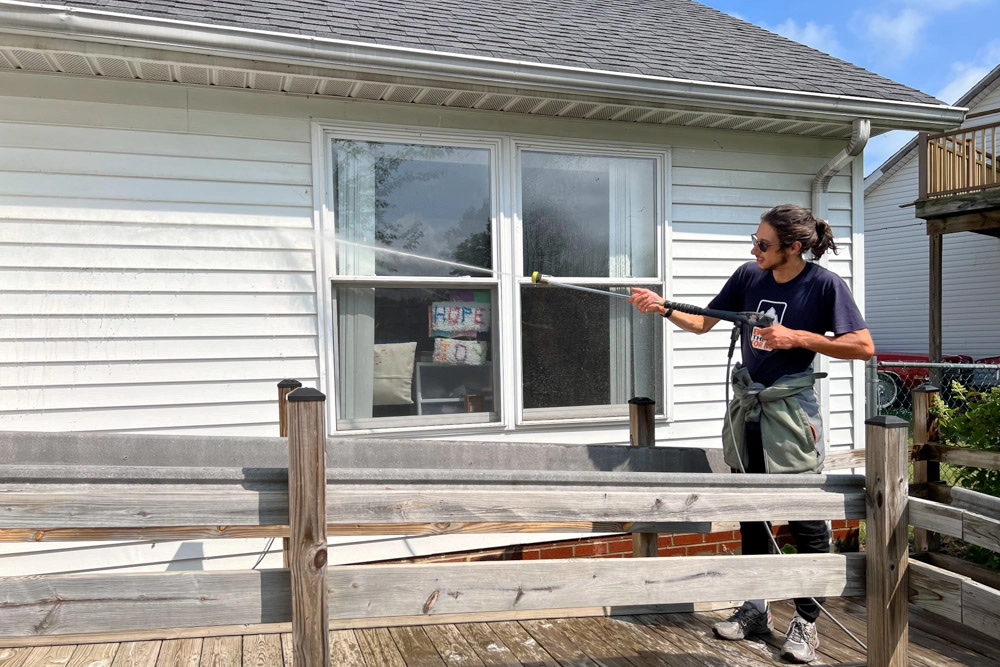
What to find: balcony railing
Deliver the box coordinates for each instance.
[919,119,1000,199]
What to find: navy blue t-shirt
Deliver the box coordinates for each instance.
[707,261,868,387]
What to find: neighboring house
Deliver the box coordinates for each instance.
[865,65,1000,358]
[0,0,963,572]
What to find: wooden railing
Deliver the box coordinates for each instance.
[919,120,1000,199]
[0,383,929,666]
[905,386,1000,639]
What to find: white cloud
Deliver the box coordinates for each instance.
[858,8,928,62]
[763,19,842,57]
[934,38,1000,104]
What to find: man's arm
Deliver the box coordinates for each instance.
[757,325,875,361]
[628,287,721,334]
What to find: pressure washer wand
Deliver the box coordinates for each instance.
[531,272,773,327]
[530,272,633,300]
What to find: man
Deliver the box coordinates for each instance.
[628,204,874,664]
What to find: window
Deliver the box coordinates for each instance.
[518,149,662,420]
[325,129,665,431]
[330,138,498,430]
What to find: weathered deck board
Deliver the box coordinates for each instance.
[5,600,999,666]
[110,641,160,667]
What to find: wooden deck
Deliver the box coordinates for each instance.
[3,598,998,666]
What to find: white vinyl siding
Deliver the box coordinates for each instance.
[865,83,1000,359]
[0,70,866,572]
[669,148,859,450]
[0,78,319,435]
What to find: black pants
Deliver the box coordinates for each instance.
[739,422,829,623]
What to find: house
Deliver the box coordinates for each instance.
[864,64,1000,359]
[0,0,964,572]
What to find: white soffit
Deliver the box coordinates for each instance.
[0,45,866,138]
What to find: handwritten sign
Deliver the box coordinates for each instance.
[434,339,489,365]
[431,301,490,337]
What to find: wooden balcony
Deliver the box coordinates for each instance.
[916,120,1000,237]
[920,120,1000,200]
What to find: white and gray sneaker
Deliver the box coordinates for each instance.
[712,601,774,640]
[781,613,820,663]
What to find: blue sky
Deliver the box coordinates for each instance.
[707,0,1000,176]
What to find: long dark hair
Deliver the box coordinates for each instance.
[761,204,838,259]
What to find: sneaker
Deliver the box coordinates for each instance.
[781,613,820,663]
[712,601,774,640]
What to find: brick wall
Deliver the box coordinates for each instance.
[371,520,861,565]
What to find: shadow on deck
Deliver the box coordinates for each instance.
[4,598,998,666]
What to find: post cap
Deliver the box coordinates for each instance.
[913,384,940,393]
[287,387,326,402]
[628,397,656,405]
[865,415,909,428]
[278,379,303,388]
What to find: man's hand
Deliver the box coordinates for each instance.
[755,321,798,350]
[628,287,665,315]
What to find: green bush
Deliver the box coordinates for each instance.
[932,383,1000,497]
[931,383,1000,570]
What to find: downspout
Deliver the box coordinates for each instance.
[811,118,871,218]
[810,117,870,462]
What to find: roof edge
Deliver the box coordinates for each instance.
[0,0,968,131]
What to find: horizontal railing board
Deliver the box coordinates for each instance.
[0,431,728,474]
[916,443,1000,472]
[326,554,865,620]
[918,552,1000,597]
[325,487,865,523]
[0,570,291,638]
[910,560,1000,636]
[0,554,864,639]
[951,486,1000,520]
[0,464,863,488]
[910,560,963,623]
[1,480,865,528]
[910,497,964,536]
[909,497,1000,554]
[0,521,715,543]
[964,577,1000,638]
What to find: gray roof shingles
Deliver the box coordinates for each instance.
[52,0,943,105]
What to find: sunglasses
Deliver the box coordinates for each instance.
[751,233,785,253]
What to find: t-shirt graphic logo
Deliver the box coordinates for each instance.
[750,301,786,352]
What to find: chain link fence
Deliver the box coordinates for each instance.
[866,356,1000,419]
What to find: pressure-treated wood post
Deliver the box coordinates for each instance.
[911,385,940,555]
[287,387,329,667]
[629,397,658,558]
[865,415,910,667]
[278,379,302,568]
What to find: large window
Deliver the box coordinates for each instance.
[519,150,662,419]
[330,138,498,430]
[327,131,665,431]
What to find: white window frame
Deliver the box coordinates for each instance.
[511,138,670,426]
[313,121,672,435]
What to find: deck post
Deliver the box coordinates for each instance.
[629,397,658,558]
[911,385,940,555]
[278,379,302,569]
[287,387,330,667]
[865,415,910,667]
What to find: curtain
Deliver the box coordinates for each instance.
[335,142,377,420]
[608,159,655,403]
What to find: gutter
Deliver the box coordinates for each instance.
[0,1,968,132]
